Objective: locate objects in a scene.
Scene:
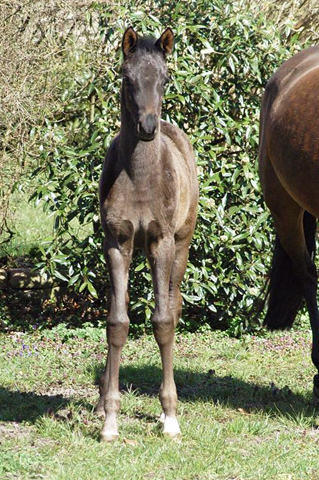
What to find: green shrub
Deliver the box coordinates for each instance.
[29,0,303,334]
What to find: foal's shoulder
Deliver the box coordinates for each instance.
[160,120,193,159]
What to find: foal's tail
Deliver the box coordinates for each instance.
[263,211,317,330]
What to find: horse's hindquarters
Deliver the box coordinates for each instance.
[264,67,319,218]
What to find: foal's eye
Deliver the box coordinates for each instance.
[123,76,131,85]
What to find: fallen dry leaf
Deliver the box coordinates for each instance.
[237,408,250,415]
[123,438,138,446]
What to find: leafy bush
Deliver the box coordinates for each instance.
[0,1,101,243]
[28,0,303,334]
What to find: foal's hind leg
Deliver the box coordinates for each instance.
[147,235,180,437]
[98,237,132,442]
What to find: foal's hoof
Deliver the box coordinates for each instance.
[313,375,319,404]
[100,431,119,443]
[162,415,181,440]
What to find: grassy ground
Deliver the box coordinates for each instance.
[1,327,319,480]
[0,190,53,261]
[0,190,92,262]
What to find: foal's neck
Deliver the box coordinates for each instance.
[119,104,161,181]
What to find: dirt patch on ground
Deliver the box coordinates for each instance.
[0,420,35,439]
[44,384,97,400]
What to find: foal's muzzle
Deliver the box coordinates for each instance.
[137,114,158,141]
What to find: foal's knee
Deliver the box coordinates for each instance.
[107,313,130,347]
[152,310,175,346]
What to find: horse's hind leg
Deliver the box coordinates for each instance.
[260,154,319,394]
[147,235,181,437]
[274,210,319,397]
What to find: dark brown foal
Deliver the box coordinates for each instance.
[259,45,319,397]
[97,27,198,441]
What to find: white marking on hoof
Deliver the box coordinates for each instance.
[100,430,119,443]
[163,416,181,438]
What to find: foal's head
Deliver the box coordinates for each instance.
[121,27,174,141]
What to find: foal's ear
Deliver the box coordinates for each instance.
[122,27,138,57]
[155,28,174,56]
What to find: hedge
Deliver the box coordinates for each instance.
[29,0,304,334]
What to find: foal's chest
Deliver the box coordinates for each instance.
[105,170,177,246]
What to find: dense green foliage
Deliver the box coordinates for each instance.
[29,0,303,334]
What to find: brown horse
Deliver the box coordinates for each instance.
[96,27,198,441]
[259,45,319,397]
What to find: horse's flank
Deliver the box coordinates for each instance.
[259,45,319,218]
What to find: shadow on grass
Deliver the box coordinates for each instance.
[92,362,317,420]
[0,387,92,423]
[0,362,317,426]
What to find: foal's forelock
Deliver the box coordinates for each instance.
[123,52,167,103]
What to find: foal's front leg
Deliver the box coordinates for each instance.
[148,235,180,437]
[98,238,132,442]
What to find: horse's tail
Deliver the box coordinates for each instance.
[263,211,317,330]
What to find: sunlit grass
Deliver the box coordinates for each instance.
[0,190,53,260]
[0,190,93,262]
[1,328,319,479]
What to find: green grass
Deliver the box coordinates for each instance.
[1,327,319,479]
[0,190,53,260]
[0,190,93,262]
